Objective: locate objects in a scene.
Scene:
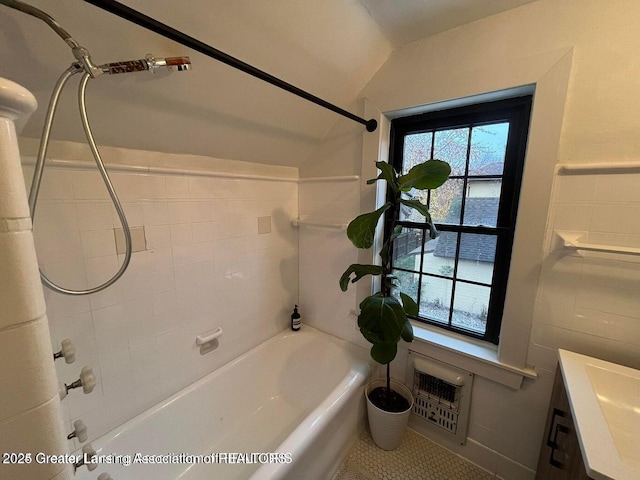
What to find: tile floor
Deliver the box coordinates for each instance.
[332,429,496,480]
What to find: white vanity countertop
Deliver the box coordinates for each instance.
[558,349,640,480]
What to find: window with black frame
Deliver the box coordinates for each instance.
[388,96,532,344]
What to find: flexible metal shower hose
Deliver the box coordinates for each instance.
[28,66,132,295]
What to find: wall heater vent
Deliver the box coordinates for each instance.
[407,351,474,445]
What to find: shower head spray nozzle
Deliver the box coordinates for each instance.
[100,54,191,75]
[154,56,192,72]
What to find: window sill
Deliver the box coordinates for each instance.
[409,322,537,389]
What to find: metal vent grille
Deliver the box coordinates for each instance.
[412,371,461,434]
[407,352,474,445]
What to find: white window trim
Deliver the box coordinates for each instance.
[359,47,574,388]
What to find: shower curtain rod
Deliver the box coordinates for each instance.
[82,0,378,133]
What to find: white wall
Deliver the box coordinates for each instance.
[21,140,299,448]
[299,0,640,478]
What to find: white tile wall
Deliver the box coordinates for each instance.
[297,169,640,478]
[25,159,299,446]
[534,172,640,370]
[298,179,371,349]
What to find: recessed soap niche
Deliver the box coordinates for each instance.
[114,226,147,254]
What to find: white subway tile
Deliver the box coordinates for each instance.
[554,175,597,204]
[81,229,116,258]
[594,173,640,204]
[37,168,75,201]
[129,338,160,385]
[88,281,125,310]
[172,241,213,266]
[118,202,144,227]
[44,289,91,319]
[111,172,153,200]
[142,201,169,225]
[146,247,174,272]
[576,274,639,318]
[165,175,190,198]
[76,202,115,231]
[174,264,199,291]
[537,255,582,305]
[48,311,93,348]
[35,231,84,264]
[98,350,132,383]
[84,254,119,286]
[573,308,640,345]
[167,201,193,224]
[33,203,79,235]
[95,325,128,356]
[590,205,640,235]
[551,203,593,232]
[71,170,110,200]
[192,221,218,243]
[92,302,127,335]
[170,223,193,246]
[41,260,88,291]
[50,312,95,357]
[147,174,166,198]
[145,225,171,249]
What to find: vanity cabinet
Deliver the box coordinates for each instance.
[535,367,593,480]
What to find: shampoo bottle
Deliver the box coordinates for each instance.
[291,305,301,331]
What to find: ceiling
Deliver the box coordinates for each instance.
[0,0,537,168]
[357,0,538,47]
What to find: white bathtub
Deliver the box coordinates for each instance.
[74,326,371,480]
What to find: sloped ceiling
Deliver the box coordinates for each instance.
[0,0,537,168]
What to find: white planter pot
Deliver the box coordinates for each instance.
[365,379,414,450]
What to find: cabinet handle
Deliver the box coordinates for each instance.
[549,422,569,468]
[546,408,565,447]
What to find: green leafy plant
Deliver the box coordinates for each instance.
[340,159,450,406]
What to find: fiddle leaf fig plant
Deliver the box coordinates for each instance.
[340,159,450,401]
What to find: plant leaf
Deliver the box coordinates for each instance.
[357,294,406,347]
[400,292,419,317]
[370,342,398,364]
[346,202,392,249]
[339,264,384,292]
[399,198,430,218]
[400,319,414,342]
[398,293,417,343]
[399,200,439,239]
[366,162,398,192]
[379,225,402,269]
[398,160,451,192]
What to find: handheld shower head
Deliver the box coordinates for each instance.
[99,54,191,75]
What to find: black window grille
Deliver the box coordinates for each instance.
[388,96,532,344]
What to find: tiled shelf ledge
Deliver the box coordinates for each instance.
[21,157,299,183]
[297,175,360,182]
[556,161,640,175]
[22,157,362,184]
